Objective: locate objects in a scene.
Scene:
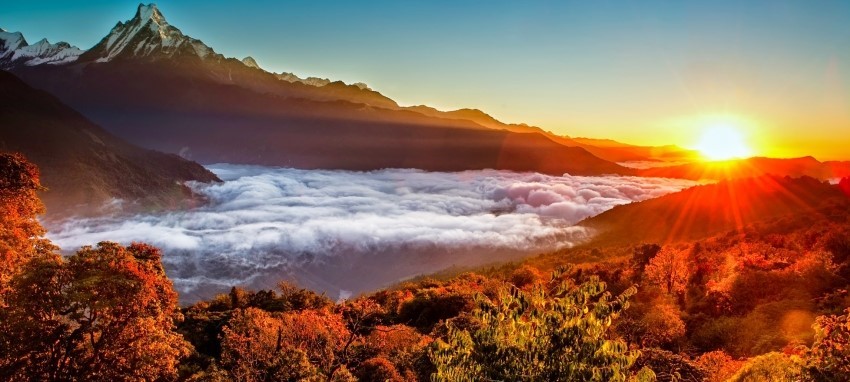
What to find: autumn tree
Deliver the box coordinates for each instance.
[0,152,53,300]
[644,247,691,298]
[695,351,743,382]
[0,242,192,381]
[804,308,850,381]
[356,357,405,382]
[632,348,707,382]
[632,243,662,272]
[277,280,334,311]
[618,294,686,348]
[509,264,544,288]
[220,305,353,381]
[282,308,351,376]
[219,307,320,382]
[430,268,640,381]
[362,324,431,379]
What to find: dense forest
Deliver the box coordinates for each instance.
[2,152,850,381]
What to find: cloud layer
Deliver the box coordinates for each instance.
[47,165,697,301]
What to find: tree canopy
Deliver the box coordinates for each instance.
[0,242,192,381]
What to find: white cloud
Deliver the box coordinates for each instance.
[47,165,698,302]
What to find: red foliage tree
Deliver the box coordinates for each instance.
[0,153,53,301]
[220,307,320,382]
[0,242,192,381]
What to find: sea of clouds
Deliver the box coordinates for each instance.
[47,165,698,301]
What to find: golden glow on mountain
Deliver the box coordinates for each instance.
[694,124,753,161]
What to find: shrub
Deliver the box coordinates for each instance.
[804,308,850,381]
[727,352,803,382]
[430,269,638,381]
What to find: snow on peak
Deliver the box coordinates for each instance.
[136,3,164,23]
[274,71,374,90]
[0,29,28,59]
[242,56,260,69]
[84,3,220,63]
[0,31,83,67]
[302,77,332,87]
[275,72,330,86]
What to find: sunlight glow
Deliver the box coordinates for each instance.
[694,124,753,161]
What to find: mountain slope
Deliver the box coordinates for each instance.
[17,60,626,174]
[0,70,219,217]
[639,157,850,181]
[403,106,697,163]
[9,4,634,176]
[579,175,849,245]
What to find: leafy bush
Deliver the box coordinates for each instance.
[804,308,850,381]
[632,348,707,382]
[727,352,803,382]
[430,269,639,381]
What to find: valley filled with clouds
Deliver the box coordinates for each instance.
[48,165,698,301]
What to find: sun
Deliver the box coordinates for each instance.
[694,124,753,161]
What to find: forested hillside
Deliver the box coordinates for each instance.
[2,153,849,381]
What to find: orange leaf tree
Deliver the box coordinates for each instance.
[0,152,53,300]
[0,242,192,381]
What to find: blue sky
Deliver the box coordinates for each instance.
[3,1,849,158]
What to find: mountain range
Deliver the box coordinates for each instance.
[1,2,847,216]
[0,28,83,67]
[2,3,692,177]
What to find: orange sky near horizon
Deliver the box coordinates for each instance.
[479,64,850,161]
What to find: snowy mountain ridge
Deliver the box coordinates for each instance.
[0,28,83,68]
[5,4,376,92]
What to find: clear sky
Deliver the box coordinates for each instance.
[2,1,849,160]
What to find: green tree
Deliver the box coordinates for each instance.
[429,268,639,381]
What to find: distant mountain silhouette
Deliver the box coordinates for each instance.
[403,106,697,163]
[0,70,219,217]
[570,137,698,163]
[639,156,850,181]
[5,3,643,176]
[580,175,849,245]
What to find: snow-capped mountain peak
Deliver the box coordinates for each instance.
[0,31,83,68]
[137,3,166,24]
[79,3,221,63]
[242,56,260,69]
[4,5,382,100]
[0,29,28,59]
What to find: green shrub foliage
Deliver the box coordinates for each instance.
[430,268,639,382]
